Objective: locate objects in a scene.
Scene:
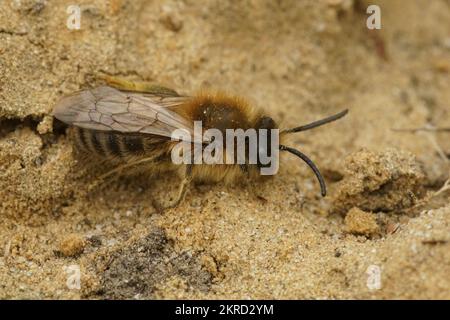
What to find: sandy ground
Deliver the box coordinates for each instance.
[0,0,449,299]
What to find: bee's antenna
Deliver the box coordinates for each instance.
[279,145,326,197]
[282,109,348,134]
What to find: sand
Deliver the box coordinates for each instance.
[0,0,449,299]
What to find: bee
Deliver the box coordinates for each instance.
[53,76,348,209]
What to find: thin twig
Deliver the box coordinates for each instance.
[392,126,450,133]
[423,132,450,163]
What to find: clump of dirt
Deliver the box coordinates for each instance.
[97,228,212,299]
[0,127,74,224]
[58,234,86,257]
[333,148,425,214]
[344,207,379,236]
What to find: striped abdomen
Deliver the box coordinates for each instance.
[71,127,168,159]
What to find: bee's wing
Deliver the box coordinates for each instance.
[53,86,201,143]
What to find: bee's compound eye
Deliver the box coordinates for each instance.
[255,116,277,169]
[256,116,276,130]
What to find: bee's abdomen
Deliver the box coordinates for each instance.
[72,127,154,158]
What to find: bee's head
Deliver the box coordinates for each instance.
[254,116,278,170]
[255,115,277,131]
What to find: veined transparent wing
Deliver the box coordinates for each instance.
[53,86,201,143]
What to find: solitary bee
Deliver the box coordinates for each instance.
[53,76,348,209]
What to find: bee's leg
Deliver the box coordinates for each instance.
[239,164,250,178]
[239,164,266,202]
[239,163,259,199]
[88,156,157,191]
[246,180,266,202]
[152,165,193,212]
[98,74,180,96]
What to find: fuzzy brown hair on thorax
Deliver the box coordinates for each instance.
[182,91,260,132]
